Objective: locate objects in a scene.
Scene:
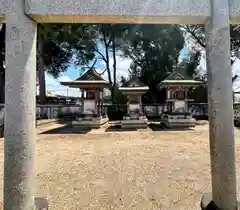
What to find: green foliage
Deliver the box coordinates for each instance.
[106,89,128,120]
[107,105,126,121]
[0,24,5,103]
[38,24,96,78]
[0,24,4,70]
[36,23,98,104]
[183,24,240,61]
[121,25,185,87]
[115,89,127,105]
[73,24,132,103]
[185,50,202,78]
[119,24,185,103]
[182,24,240,103]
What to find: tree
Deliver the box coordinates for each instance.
[0,23,97,104]
[110,24,131,103]
[0,24,5,104]
[69,24,114,100]
[184,50,202,78]
[37,24,96,104]
[120,24,185,103]
[112,30,117,102]
[180,50,208,103]
[74,24,130,103]
[182,24,240,102]
[182,24,240,78]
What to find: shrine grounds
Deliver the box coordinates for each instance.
[0,122,240,209]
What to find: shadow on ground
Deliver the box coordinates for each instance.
[41,124,92,134]
[148,123,194,132]
[105,125,137,132]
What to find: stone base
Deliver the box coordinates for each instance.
[163,118,196,128]
[0,125,3,138]
[34,197,48,210]
[121,119,148,129]
[200,193,239,210]
[72,116,108,128]
[36,119,58,126]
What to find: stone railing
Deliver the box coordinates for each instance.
[0,104,83,123]
[0,104,110,122]
[142,103,208,118]
[0,102,235,124]
[36,104,83,120]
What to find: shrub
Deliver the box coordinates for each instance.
[107,105,126,121]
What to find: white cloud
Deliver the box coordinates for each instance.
[45,74,59,88]
[58,75,72,82]
[197,54,240,91]
[38,56,132,98]
[97,56,132,82]
[37,73,80,97]
[232,59,240,76]
[93,56,132,96]
[232,59,240,91]
[198,50,206,74]
[109,56,132,78]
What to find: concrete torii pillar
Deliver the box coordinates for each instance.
[202,0,238,209]
[4,0,37,209]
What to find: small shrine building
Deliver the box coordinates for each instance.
[119,77,149,128]
[159,67,202,128]
[60,68,109,127]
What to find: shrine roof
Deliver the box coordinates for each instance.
[160,66,202,87]
[60,68,109,88]
[119,86,149,91]
[119,77,149,93]
[75,68,106,81]
[161,80,202,85]
[120,77,148,88]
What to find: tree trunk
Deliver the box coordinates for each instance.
[112,33,117,104]
[37,31,46,105]
[0,70,5,104]
[101,25,113,102]
[0,24,5,104]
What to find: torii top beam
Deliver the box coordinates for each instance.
[1,0,240,24]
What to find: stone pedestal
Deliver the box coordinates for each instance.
[34,197,49,210]
[162,100,196,128]
[82,99,97,115]
[162,114,196,128]
[73,115,108,128]
[73,90,108,128]
[201,193,239,210]
[119,79,149,129]
[121,102,148,129]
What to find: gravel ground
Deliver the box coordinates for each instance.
[0,123,240,209]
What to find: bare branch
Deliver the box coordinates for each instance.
[233,75,238,83]
[94,48,107,63]
[86,58,98,69]
[99,69,107,75]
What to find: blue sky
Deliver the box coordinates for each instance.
[63,45,189,80]
[43,45,240,96]
[43,46,193,96]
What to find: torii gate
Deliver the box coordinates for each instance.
[1,0,240,209]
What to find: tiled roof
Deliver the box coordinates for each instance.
[75,68,106,82]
